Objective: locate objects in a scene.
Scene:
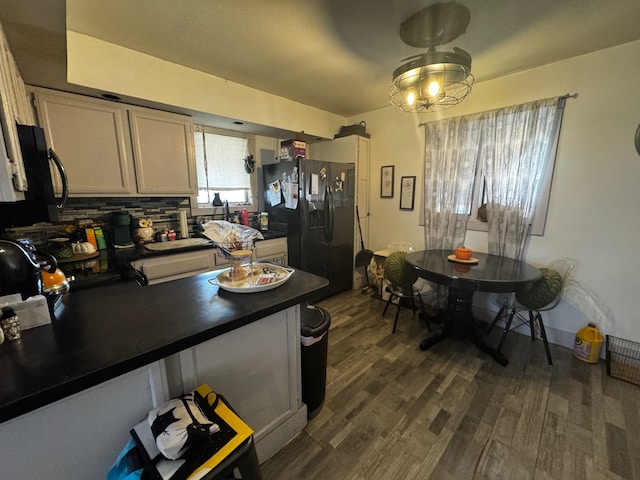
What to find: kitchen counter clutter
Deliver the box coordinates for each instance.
[129,230,288,285]
[0,265,328,478]
[61,230,288,290]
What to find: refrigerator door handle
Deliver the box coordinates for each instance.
[324,185,334,242]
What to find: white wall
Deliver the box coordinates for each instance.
[65,31,346,140]
[352,40,640,346]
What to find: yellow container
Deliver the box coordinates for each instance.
[573,323,604,363]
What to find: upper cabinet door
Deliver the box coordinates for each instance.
[33,89,134,195]
[128,108,196,195]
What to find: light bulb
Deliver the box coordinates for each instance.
[406,91,416,106]
[427,81,440,97]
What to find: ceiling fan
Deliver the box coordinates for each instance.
[389,1,474,112]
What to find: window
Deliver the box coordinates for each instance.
[467,154,557,236]
[420,97,564,239]
[193,126,255,210]
[467,102,562,236]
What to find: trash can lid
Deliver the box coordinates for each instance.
[300,304,331,337]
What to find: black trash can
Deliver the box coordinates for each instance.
[300,304,331,419]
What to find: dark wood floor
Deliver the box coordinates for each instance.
[261,289,640,480]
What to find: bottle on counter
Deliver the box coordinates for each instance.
[1,307,20,341]
[260,212,269,231]
[241,208,249,226]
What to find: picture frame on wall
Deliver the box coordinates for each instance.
[381,165,394,198]
[400,176,416,210]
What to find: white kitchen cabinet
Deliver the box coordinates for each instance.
[0,362,168,480]
[0,25,35,200]
[213,236,288,267]
[31,87,135,195]
[128,107,196,195]
[309,135,371,255]
[175,305,306,463]
[30,87,196,197]
[255,236,288,265]
[131,237,286,284]
[130,248,216,285]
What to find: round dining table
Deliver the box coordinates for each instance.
[406,249,541,366]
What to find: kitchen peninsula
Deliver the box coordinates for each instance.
[0,267,328,479]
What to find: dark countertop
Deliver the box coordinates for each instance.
[0,267,328,423]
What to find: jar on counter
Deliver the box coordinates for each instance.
[260,212,269,231]
[1,307,20,341]
[168,230,177,241]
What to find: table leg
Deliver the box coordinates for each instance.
[419,287,509,366]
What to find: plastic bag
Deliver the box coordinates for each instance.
[107,439,144,480]
[201,221,263,253]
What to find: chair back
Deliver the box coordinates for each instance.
[515,257,575,311]
[384,250,418,292]
[541,258,575,311]
[388,241,414,253]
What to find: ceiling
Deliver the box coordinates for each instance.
[1,0,640,121]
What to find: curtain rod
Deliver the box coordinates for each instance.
[418,92,578,127]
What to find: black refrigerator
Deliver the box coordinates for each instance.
[263,158,355,298]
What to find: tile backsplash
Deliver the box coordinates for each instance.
[4,197,196,246]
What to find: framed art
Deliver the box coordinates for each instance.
[380,165,394,198]
[400,176,416,210]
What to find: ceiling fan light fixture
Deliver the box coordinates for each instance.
[427,80,441,97]
[389,2,474,113]
[389,48,474,112]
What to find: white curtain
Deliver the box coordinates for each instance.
[481,98,565,259]
[423,115,482,250]
[423,115,482,308]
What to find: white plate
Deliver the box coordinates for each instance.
[209,263,294,293]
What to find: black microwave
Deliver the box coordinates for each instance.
[0,124,68,231]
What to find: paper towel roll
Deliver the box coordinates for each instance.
[179,209,189,238]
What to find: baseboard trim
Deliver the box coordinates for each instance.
[254,404,307,464]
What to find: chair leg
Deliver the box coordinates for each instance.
[487,305,507,334]
[497,309,516,352]
[528,309,536,342]
[392,299,402,333]
[382,293,394,316]
[535,311,553,366]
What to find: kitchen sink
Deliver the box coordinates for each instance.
[144,238,212,251]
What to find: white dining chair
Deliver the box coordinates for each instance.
[487,258,575,365]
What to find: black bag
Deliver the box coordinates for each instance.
[130,384,254,480]
[334,121,370,139]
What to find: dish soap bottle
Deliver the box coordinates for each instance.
[241,208,249,226]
